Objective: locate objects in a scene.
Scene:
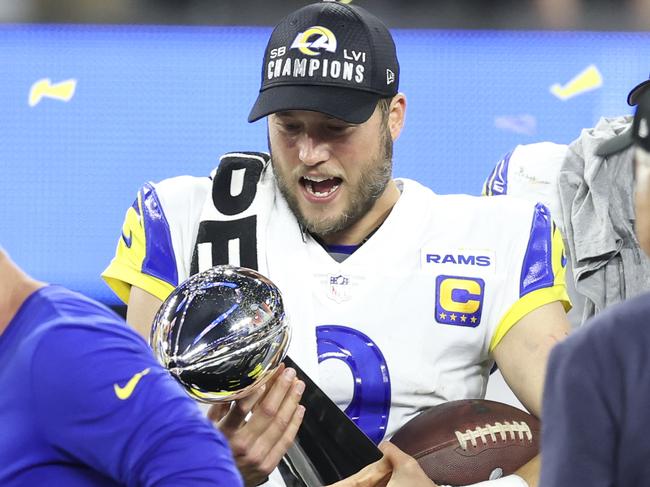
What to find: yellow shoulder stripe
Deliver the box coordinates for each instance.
[102,262,175,304]
[489,285,571,352]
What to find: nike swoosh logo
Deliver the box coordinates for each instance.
[121,230,133,248]
[549,64,602,101]
[114,368,150,400]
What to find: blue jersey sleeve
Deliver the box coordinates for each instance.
[102,183,179,303]
[29,313,241,487]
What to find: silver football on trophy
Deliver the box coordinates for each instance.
[150,265,291,402]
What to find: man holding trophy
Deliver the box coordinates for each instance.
[149,264,437,486]
[103,2,571,486]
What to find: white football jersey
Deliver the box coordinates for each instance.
[104,162,569,442]
[482,142,568,231]
[481,142,588,328]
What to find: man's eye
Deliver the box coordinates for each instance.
[327,125,350,133]
[281,123,300,132]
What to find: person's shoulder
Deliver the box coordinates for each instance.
[134,174,212,226]
[567,115,633,157]
[510,141,568,159]
[440,191,541,216]
[146,174,212,202]
[399,179,477,211]
[33,286,141,344]
[558,292,650,360]
[509,142,569,177]
[17,288,145,377]
[590,115,633,136]
[585,292,650,341]
[18,286,119,329]
[400,178,547,225]
[483,142,568,197]
[154,173,211,190]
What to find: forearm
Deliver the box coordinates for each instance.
[513,454,539,487]
[493,301,571,417]
[126,285,164,339]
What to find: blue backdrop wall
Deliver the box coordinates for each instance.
[1,24,648,304]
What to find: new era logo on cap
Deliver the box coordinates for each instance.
[248,1,400,124]
[387,69,395,85]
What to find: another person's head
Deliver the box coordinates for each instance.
[248,1,406,239]
[633,90,650,254]
[0,248,46,333]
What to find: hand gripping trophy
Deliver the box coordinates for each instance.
[150,265,382,486]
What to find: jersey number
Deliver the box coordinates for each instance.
[316,325,391,444]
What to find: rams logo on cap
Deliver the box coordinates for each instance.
[290,26,337,56]
[435,275,485,327]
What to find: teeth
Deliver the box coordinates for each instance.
[305,181,340,197]
[303,175,334,183]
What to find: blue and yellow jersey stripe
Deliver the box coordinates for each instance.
[102,183,178,303]
[490,203,571,351]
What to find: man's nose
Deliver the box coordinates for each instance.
[297,133,329,166]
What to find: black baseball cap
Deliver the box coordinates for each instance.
[633,89,650,152]
[596,75,650,157]
[248,1,400,124]
[628,76,650,106]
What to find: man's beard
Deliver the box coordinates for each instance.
[271,128,393,239]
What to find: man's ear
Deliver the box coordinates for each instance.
[388,93,406,141]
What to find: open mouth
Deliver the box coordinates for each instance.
[300,176,342,198]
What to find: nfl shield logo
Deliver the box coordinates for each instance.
[327,274,351,303]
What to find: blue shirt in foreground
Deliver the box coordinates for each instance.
[541,291,650,487]
[0,285,242,487]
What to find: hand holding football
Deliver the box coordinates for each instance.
[390,399,540,486]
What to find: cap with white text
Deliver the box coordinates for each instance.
[248,1,400,124]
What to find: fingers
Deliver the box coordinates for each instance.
[378,442,437,487]
[218,382,268,434]
[262,399,306,470]
[246,366,302,438]
[218,363,286,434]
[325,445,436,487]
[207,402,231,423]
[378,442,410,462]
[217,363,306,485]
[233,367,306,470]
[325,456,392,487]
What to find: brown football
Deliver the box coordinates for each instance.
[390,399,540,486]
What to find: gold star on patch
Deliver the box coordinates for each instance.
[471,316,478,324]
[439,312,447,320]
[460,315,467,322]
[450,313,457,321]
